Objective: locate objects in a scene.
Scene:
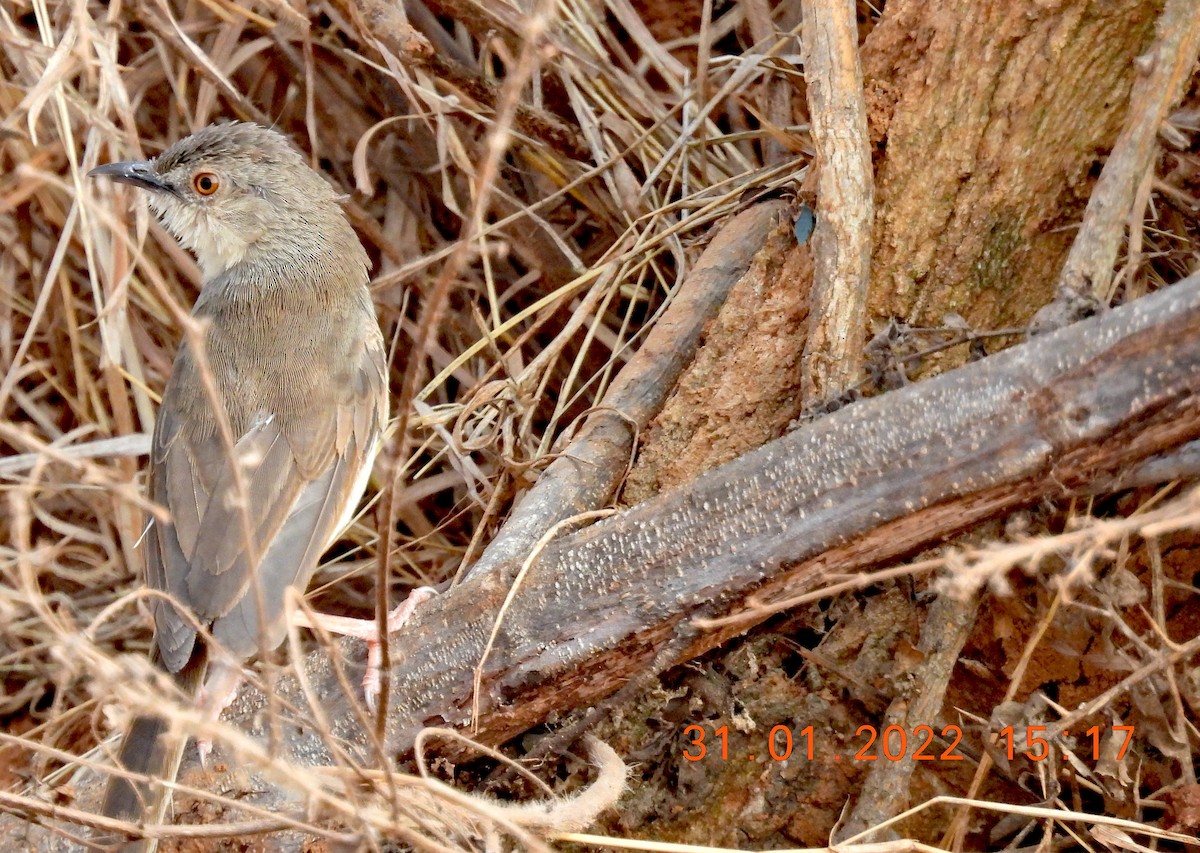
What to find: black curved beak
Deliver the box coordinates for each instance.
[88,160,175,195]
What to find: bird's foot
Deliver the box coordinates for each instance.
[362,586,437,710]
[296,586,437,711]
[195,663,243,767]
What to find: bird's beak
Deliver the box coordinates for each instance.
[88,160,175,195]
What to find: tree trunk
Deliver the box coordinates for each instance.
[863,0,1161,328]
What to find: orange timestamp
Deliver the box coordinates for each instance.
[997,724,1135,762]
[681,723,1137,763]
[682,723,968,763]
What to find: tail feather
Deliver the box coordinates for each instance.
[100,646,207,851]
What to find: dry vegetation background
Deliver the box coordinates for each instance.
[1,0,1200,851]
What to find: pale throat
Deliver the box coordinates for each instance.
[149,196,262,280]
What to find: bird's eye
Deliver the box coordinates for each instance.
[192,172,219,195]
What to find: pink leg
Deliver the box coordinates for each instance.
[294,586,437,711]
[195,661,244,767]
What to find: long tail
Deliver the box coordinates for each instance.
[100,646,207,851]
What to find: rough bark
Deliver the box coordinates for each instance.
[631,0,1167,507]
[1056,0,1200,299]
[465,201,791,580]
[863,0,1163,329]
[800,0,874,401]
[624,219,811,503]
[368,273,1200,756]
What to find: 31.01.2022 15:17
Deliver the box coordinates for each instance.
[680,723,1135,764]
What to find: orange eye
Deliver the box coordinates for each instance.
[192,172,219,195]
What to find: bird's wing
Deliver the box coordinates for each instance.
[146,340,387,673]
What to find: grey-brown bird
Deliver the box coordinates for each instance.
[90,122,388,837]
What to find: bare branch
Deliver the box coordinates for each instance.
[801,0,874,400]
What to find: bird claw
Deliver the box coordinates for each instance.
[196,737,213,769]
[193,662,242,767]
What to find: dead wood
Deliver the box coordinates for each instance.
[862,0,1161,330]
[836,594,980,842]
[1056,0,1200,301]
[8,0,1200,849]
[622,213,812,503]
[800,0,874,401]
[11,257,1200,853]
[463,200,791,582]
[200,269,1200,780]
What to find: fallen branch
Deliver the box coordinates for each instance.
[1055,0,1200,299]
[16,273,1200,849]
[286,269,1200,765]
[463,200,790,581]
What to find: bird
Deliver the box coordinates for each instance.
[89,122,395,841]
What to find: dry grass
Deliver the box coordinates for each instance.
[0,0,798,846]
[1,0,1199,850]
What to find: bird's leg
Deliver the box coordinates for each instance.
[194,661,244,767]
[293,586,437,711]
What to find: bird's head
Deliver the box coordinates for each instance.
[90,122,359,280]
